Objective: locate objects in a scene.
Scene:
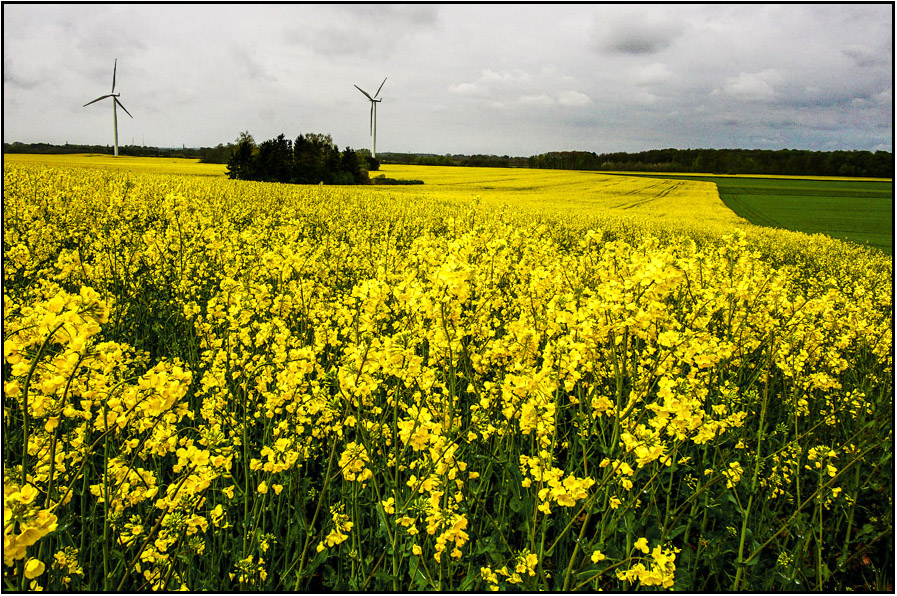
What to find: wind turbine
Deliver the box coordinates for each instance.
[354,77,386,158]
[83,59,133,157]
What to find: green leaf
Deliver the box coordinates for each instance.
[458,571,478,591]
[623,510,636,531]
[413,566,428,589]
[372,570,397,585]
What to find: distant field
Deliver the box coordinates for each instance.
[621,173,893,253]
[375,164,745,226]
[1,155,742,227]
[716,178,892,253]
[4,154,891,252]
[2,153,227,177]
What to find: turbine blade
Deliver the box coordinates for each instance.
[370,103,374,136]
[115,97,133,118]
[374,77,387,98]
[112,59,117,93]
[84,94,113,107]
[354,84,373,100]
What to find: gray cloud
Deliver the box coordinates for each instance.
[594,7,684,55]
[842,44,887,68]
[285,4,441,58]
[603,33,676,55]
[3,57,42,91]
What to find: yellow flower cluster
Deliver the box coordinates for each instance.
[520,452,595,512]
[338,441,373,483]
[317,504,353,552]
[3,483,58,565]
[51,547,83,586]
[617,538,681,588]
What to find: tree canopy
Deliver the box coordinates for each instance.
[225,132,376,185]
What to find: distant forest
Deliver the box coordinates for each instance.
[4,141,892,178]
[526,148,894,178]
[382,148,893,178]
[377,152,531,168]
[3,141,210,159]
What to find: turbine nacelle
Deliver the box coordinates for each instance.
[354,77,387,101]
[83,93,133,118]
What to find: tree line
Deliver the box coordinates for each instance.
[225,132,378,185]
[378,148,893,178]
[3,141,207,159]
[4,141,238,163]
[527,148,894,178]
[5,141,892,178]
[378,152,530,168]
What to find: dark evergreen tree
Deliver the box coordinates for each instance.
[340,147,369,184]
[254,134,293,183]
[293,133,336,184]
[292,135,313,184]
[226,132,256,180]
[323,145,342,184]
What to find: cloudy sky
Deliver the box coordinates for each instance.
[3,3,892,155]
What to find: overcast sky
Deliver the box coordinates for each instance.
[3,3,893,155]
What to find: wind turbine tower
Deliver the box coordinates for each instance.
[84,59,133,157]
[354,77,387,158]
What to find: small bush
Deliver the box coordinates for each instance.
[371,175,424,185]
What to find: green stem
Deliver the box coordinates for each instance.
[731,493,754,590]
[732,361,771,590]
[561,509,592,591]
[816,493,824,590]
[102,400,110,591]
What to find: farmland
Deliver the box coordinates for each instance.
[6,154,888,253]
[716,178,892,253]
[2,158,893,591]
[619,172,893,254]
[3,153,227,178]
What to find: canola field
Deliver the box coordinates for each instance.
[3,153,227,178]
[3,158,893,591]
[376,164,748,228]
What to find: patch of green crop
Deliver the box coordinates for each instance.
[621,174,893,254]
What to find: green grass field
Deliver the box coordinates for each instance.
[621,173,893,253]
